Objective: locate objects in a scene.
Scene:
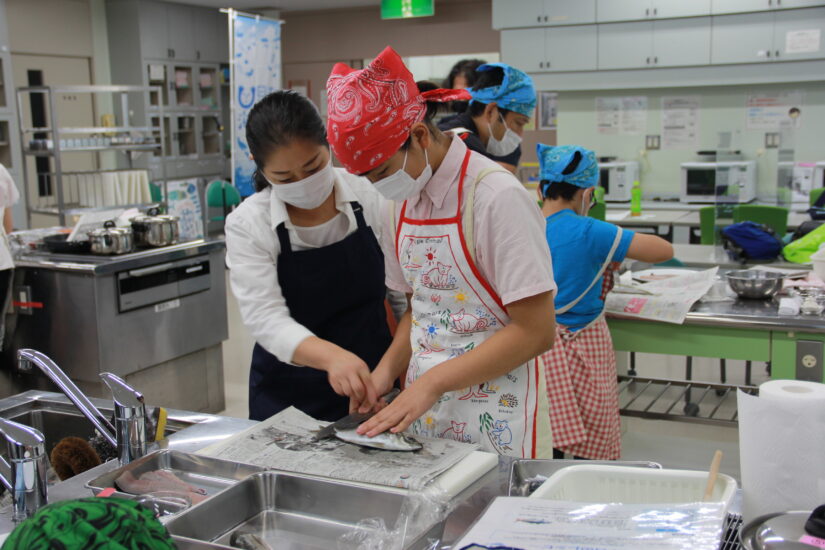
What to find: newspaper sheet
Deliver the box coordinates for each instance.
[197,407,478,489]
[605,268,717,324]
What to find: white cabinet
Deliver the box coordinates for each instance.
[167,4,195,61]
[195,10,225,62]
[712,0,825,14]
[598,17,711,69]
[711,8,825,63]
[597,0,711,22]
[501,28,545,72]
[598,22,654,68]
[653,18,712,66]
[493,0,596,28]
[501,26,597,72]
[139,1,169,60]
[773,7,825,60]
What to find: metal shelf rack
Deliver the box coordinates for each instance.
[15,85,167,226]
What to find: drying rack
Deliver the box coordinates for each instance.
[618,375,758,427]
[16,85,167,226]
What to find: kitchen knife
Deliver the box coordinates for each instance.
[312,388,400,441]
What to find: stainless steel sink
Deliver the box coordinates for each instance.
[166,471,445,550]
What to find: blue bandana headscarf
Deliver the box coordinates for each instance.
[537,144,599,191]
[468,63,536,118]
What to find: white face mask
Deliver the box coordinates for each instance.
[486,112,522,157]
[373,148,432,201]
[265,160,335,209]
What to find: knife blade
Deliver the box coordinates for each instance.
[312,388,400,441]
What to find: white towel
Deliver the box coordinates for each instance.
[138,170,151,203]
[101,172,116,206]
[778,297,802,316]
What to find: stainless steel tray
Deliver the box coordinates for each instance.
[508,459,662,496]
[85,450,264,499]
[165,471,444,550]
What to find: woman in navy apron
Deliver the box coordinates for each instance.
[225,91,396,421]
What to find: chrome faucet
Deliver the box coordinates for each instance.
[17,349,148,465]
[100,372,147,465]
[0,417,47,522]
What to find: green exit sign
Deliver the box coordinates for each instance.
[381,0,435,19]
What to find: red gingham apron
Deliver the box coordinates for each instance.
[541,218,623,460]
[395,150,541,457]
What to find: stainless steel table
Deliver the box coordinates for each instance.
[673,211,810,230]
[605,209,693,240]
[671,243,807,270]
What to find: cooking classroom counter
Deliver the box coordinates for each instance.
[608,272,824,383]
[670,243,805,270]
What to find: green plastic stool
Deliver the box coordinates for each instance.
[206,180,242,222]
[733,204,789,239]
[810,188,825,206]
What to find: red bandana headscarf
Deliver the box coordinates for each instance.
[326,46,471,174]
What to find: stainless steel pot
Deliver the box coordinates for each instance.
[740,510,822,549]
[131,208,180,248]
[87,221,134,255]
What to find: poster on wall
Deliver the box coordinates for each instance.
[596,96,647,135]
[538,91,558,130]
[661,96,700,150]
[231,11,283,197]
[746,90,804,130]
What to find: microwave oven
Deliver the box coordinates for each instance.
[599,161,638,202]
[680,161,756,203]
[814,161,825,199]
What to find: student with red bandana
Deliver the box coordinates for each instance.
[326,47,556,457]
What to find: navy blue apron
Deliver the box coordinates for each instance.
[248,201,392,421]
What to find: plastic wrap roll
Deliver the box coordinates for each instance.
[738,380,825,522]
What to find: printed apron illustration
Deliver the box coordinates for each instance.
[397,151,540,457]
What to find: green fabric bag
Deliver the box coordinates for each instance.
[2,497,176,550]
[783,222,825,263]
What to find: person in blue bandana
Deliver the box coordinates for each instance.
[438,63,536,172]
[537,144,673,460]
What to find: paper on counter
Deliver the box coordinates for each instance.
[605,268,717,324]
[606,210,630,222]
[198,407,477,490]
[453,497,727,550]
[67,208,126,241]
[778,296,802,315]
[738,381,825,522]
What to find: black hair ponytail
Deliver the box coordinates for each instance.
[246,90,327,192]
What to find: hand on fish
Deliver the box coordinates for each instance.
[356,377,442,438]
[348,366,396,414]
[334,427,422,452]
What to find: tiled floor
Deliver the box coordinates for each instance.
[219,272,751,481]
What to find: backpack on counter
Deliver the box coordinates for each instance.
[721,221,783,262]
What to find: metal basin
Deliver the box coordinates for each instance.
[166,471,445,550]
[726,269,784,299]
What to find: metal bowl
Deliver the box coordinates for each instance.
[726,269,784,299]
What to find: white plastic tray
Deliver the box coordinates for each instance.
[530,464,737,513]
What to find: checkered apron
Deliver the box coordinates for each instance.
[541,218,623,460]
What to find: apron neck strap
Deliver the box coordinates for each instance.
[276,222,291,253]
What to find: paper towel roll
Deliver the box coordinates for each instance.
[738,381,825,522]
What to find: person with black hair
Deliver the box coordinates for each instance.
[325,47,555,457]
[224,90,403,421]
[535,144,672,460]
[438,63,535,172]
[443,58,486,113]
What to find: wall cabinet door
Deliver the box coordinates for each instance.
[597,0,652,22]
[772,7,825,61]
[711,12,775,63]
[492,0,544,28]
[216,12,229,62]
[139,0,169,60]
[544,25,598,70]
[195,10,222,62]
[167,4,195,61]
[598,21,654,69]
[654,0,712,18]
[501,28,545,72]
[653,18,712,66]
[712,0,772,14]
[542,0,597,26]
[777,0,825,8]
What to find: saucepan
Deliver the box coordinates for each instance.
[131,208,180,248]
[87,221,134,255]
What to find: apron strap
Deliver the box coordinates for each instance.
[275,222,292,254]
[556,224,624,315]
[462,166,511,263]
[350,201,367,229]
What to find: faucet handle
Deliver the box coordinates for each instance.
[100,372,145,411]
[0,417,45,460]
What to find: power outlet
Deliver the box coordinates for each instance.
[765,132,781,148]
[796,340,823,382]
[645,135,661,150]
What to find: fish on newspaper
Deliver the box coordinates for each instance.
[333,428,422,452]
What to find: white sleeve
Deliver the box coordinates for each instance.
[224,212,314,365]
[0,165,19,208]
